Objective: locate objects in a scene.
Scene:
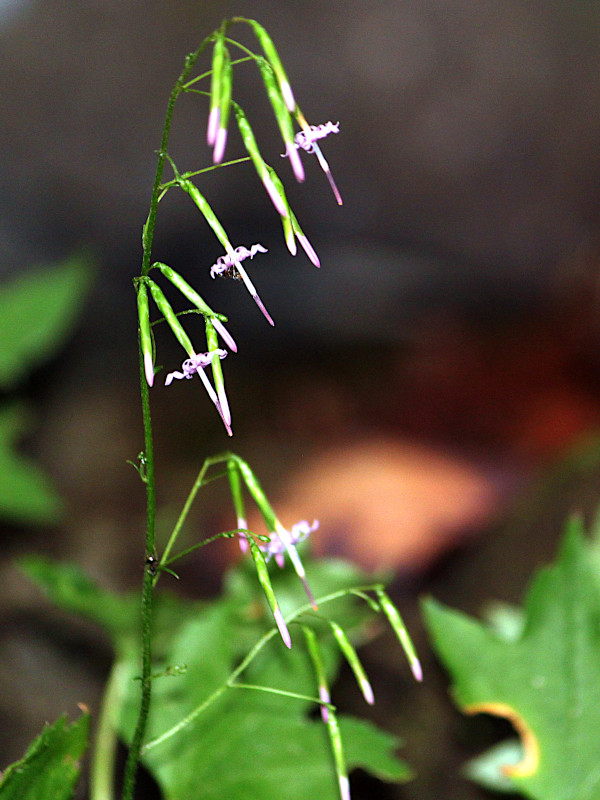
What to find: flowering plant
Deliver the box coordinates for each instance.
[0,17,420,800]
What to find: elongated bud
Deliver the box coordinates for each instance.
[230,455,278,529]
[256,58,304,182]
[303,629,350,800]
[137,282,154,386]
[274,520,316,609]
[290,210,320,267]
[374,587,422,682]
[234,103,288,217]
[210,317,237,353]
[240,18,296,112]
[247,536,291,648]
[302,626,330,722]
[327,711,351,800]
[213,48,232,163]
[264,166,296,253]
[227,459,249,552]
[205,318,232,435]
[329,621,374,705]
[154,262,237,352]
[146,279,194,356]
[180,184,269,324]
[207,30,225,145]
[180,180,233,252]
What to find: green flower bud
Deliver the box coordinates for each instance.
[375,587,422,682]
[207,29,226,146]
[179,180,233,253]
[146,278,194,356]
[234,103,287,217]
[256,58,304,182]
[137,281,154,386]
[329,620,374,705]
[246,535,291,648]
[238,18,296,112]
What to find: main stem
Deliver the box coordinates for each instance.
[120,34,214,800]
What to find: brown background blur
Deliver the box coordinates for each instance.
[3,1,600,797]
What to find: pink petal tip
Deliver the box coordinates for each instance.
[263,174,288,217]
[144,353,155,387]
[281,81,295,113]
[273,607,292,648]
[207,106,220,146]
[213,127,227,164]
[411,660,423,683]
[287,144,305,182]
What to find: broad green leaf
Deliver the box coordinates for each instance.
[21,551,412,798]
[0,256,93,389]
[423,521,600,800]
[118,557,412,800]
[0,404,63,524]
[0,713,89,800]
[18,555,138,639]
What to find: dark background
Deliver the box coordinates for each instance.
[3,1,600,797]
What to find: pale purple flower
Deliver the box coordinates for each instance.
[262,519,319,608]
[291,121,340,153]
[165,349,232,435]
[164,350,226,384]
[283,121,342,205]
[210,244,274,326]
[210,244,268,279]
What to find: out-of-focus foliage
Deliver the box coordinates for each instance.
[0,713,89,800]
[0,257,92,524]
[424,518,600,800]
[21,551,412,799]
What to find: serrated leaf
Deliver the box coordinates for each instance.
[0,713,89,800]
[114,555,411,799]
[0,256,93,389]
[0,403,64,524]
[423,520,600,800]
[21,552,412,798]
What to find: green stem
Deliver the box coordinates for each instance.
[141,584,381,753]
[90,659,128,800]
[120,350,157,800]
[120,33,214,800]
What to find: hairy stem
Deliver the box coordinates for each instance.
[120,33,214,800]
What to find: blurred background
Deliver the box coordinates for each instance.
[3,1,600,797]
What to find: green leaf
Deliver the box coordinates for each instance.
[21,550,412,798]
[0,713,89,800]
[339,716,412,782]
[18,555,138,640]
[0,256,93,389]
[423,520,600,800]
[0,403,64,524]
[115,555,411,799]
